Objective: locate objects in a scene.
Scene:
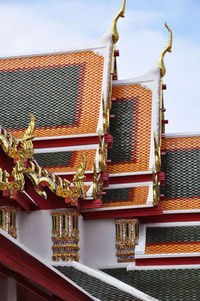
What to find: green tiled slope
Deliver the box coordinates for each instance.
[104,268,200,301]
[161,149,200,198]
[146,226,200,243]
[108,99,136,164]
[34,151,72,167]
[0,65,82,129]
[55,266,141,301]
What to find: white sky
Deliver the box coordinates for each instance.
[0,0,199,133]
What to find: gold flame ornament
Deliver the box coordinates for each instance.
[158,22,172,78]
[111,0,126,44]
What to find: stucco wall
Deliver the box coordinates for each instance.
[83,219,125,268]
[16,209,52,261]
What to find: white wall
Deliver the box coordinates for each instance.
[16,210,86,264]
[83,219,126,269]
[16,209,52,261]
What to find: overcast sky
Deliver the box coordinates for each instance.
[0,0,199,133]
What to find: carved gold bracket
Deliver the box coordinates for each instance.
[26,155,86,205]
[158,22,172,78]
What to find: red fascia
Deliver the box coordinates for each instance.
[82,206,163,220]
[135,256,200,266]
[109,174,152,185]
[80,199,102,210]
[0,233,92,301]
[33,135,99,149]
[140,212,200,223]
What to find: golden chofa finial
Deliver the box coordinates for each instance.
[158,22,172,78]
[111,0,126,44]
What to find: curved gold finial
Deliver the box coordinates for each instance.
[111,0,126,44]
[158,22,172,78]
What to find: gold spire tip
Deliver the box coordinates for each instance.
[111,0,126,44]
[158,22,172,78]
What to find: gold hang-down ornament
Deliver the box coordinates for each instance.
[158,22,172,78]
[98,131,108,172]
[102,95,110,135]
[154,131,161,172]
[152,166,160,206]
[111,0,126,44]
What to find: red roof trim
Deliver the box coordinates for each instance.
[0,232,92,301]
[136,256,200,266]
[82,206,163,220]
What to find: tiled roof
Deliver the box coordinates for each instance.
[0,50,107,139]
[104,268,200,301]
[108,84,152,174]
[161,136,200,211]
[34,149,96,173]
[102,186,149,208]
[145,226,200,254]
[55,266,141,301]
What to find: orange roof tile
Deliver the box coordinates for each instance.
[146,242,200,254]
[162,136,200,151]
[102,186,149,208]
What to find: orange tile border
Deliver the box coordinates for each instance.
[146,241,200,254]
[162,136,200,151]
[102,186,149,208]
[160,196,200,211]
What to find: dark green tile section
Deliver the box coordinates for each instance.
[55,266,139,301]
[108,99,135,163]
[104,268,200,301]
[161,149,200,198]
[34,152,72,167]
[102,188,130,203]
[146,226,200,244]
[0,65,82,129]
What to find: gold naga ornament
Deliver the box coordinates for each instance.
[0,113,35,160]
[0,114,87,205]
[0,145,27,198]
[26,154,87,206]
